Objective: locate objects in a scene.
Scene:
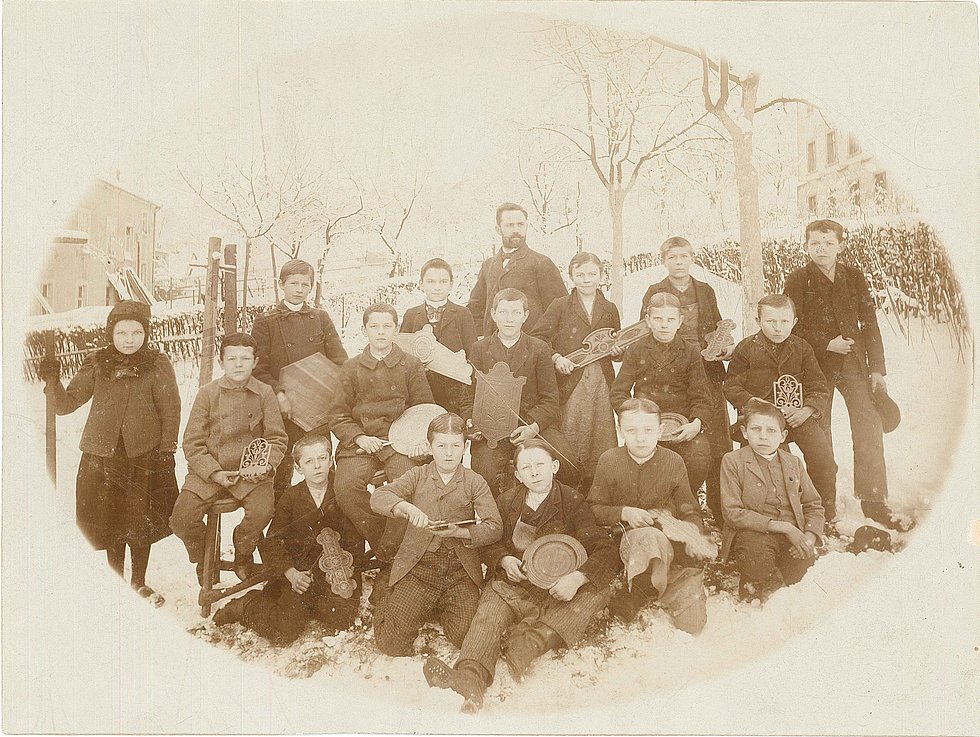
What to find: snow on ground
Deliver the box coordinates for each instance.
[24,262,972,717]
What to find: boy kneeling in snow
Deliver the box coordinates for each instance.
[211,433,362,644]
[423,439,619,714]
[588,398,711,635]
[720,398,825,601]
[369,412,502,657]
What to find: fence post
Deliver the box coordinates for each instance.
[223,243,238,334]
[44,331,58,484]
[199,237,221,387]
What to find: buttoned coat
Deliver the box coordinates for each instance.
[327,344,434,457]
[640,276,729,382]
[463,333,560,431]
[467,244,568,336]
[181,375,288,500]
[259,477,362,578]
[400,301,477,356]
[46,348,181,458]
[370,462,502,586]
[251,301,349,393]
[609,335,714,426]
[529,289,622,405]
[783,261,886,379]
[483,481,620,588]
[724,332,831,415]
[719,446,825,559]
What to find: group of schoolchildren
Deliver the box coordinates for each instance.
[42,203,901,714]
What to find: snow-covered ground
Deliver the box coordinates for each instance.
[14,263,974,729]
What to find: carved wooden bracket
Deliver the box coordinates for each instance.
[773,374,803,409]
[278,352,342,432]
[472,362,525,448]
[393,324,473,384]
[562,321,650,369]
[701,318,737,361]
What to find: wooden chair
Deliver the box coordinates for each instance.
[198,497,270,618]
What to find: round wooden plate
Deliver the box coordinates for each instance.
[522,534,588,589]
[659,412,690,443]
[387,403,448,454]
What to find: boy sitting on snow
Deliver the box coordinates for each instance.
[720,398,825,601]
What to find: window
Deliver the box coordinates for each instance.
[76,209,91,233]
[806,141,817,172]
[874,172,888,192]
[40,282,53,301]
[125,225,135,260]
[76,282,88,308]
[140,210,149,235]
[826,131,837,165]
[807,195,818,214]
[850,181,861,209]
[848,134,860,156]
[827,191,838,216]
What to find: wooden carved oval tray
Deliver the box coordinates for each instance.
[521,534,588,589]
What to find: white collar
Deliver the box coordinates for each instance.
[754,449,779,462]
[497,333,521,349]
[307,483,328,507]
[627,447,657,465]
[425,299,449,309]
[283,300,305,312]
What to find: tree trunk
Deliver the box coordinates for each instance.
[241,237,251,315]
[608,188,625,309]
[269,242,280,303]
[733,129,764,334]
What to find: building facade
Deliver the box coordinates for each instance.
[35,179,159,314]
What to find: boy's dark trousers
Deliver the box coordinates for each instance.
[373,546,481,656]
[820,354,888,503]
[273,419,307,496]
[732,529,813,600]
[785,418,838,521]
[239,575,359,646]
[333,447,418,560]
[169,486,274,564]
[661,433,712,496]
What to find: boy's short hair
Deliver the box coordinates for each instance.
[495,202,528,225]
[279,259,315,283]
[567,251,603,278]
[419,258,454,282]
[644,291,681,316]
[514,437,556,464]
[757,294,796,319]
[362,302,398,326]
[616,397,662,421]
[426,412,467,441]
[492,288,529,312]
[660,236,694,258]
[742,397,787,431]
[291,432,333,463]
[804,219,844,243]
[220,332,257,360]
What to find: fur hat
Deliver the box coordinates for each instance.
[106,300,151,336]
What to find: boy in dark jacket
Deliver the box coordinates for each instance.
[783,219,902,529]
[251,259,348,495]
[610,292,714,497]
[724,295,839,521]
[464,288,577,495]
[400,258,477,416]
[327,303,434,562]
[171,333,288,582]
[640,236,734,521]
[422,439,618,714]
[211,434,362,644]
[588,398,708,634]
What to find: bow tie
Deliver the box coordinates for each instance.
[426,304,446,323]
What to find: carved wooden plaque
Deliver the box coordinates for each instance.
[316,527,357,599]
[472,362,526,448]
[279,352,342,432]
[563,320,650,369]
[773,374,803,409]
[238,437,271,476]
[701,318,737,361]
[393,324,473,384]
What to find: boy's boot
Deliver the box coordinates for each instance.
[501,621,563,682]
[213,589,261,626]
[861,500,913,532]
[423,658,487,714]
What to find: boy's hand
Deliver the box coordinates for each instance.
[553,354,576,375]
[549,570,588,601]
[500,555,527,583]
[827,335,855,355]
[407,442,431,460]
[783,526,817,559]
[870,373,887,393]
[715,343,736,361]
[466,418,484,441]
[210,470,239,488]
[609,344,626,358]
[673,418,702,443]
[355,435,385,454]
[240,464,271,481]
[395,501,431,529]
[284,568,313,595]
[509,423,539,445]
[781,406,814,428]
[276,391,293,419]
[621,506,655,528]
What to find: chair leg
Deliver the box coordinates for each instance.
[199,511,221,618]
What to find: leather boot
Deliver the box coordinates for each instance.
[501,621,564,682]
[423,658,487,714]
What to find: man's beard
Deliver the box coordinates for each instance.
[502,233,526,251]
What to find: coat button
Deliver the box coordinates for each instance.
[391,385,397,390]
[287,342,293,347]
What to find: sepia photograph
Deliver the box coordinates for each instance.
[3,1,977,734]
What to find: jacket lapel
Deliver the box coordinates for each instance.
[743,452,770,487]
[508,334,533,376]
[777,449,806,528]
[435,303,458,339]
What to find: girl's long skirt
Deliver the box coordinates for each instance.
[75,446,179,550]
[559,363,618,481]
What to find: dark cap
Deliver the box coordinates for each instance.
[106,300,151,336]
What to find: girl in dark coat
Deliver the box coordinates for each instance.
[40,301,181,603]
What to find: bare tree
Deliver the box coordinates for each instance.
[517,133,582,243]
[534,23,725,307]
[373,170,424,277]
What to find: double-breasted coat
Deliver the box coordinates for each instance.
[723,333,830,415]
